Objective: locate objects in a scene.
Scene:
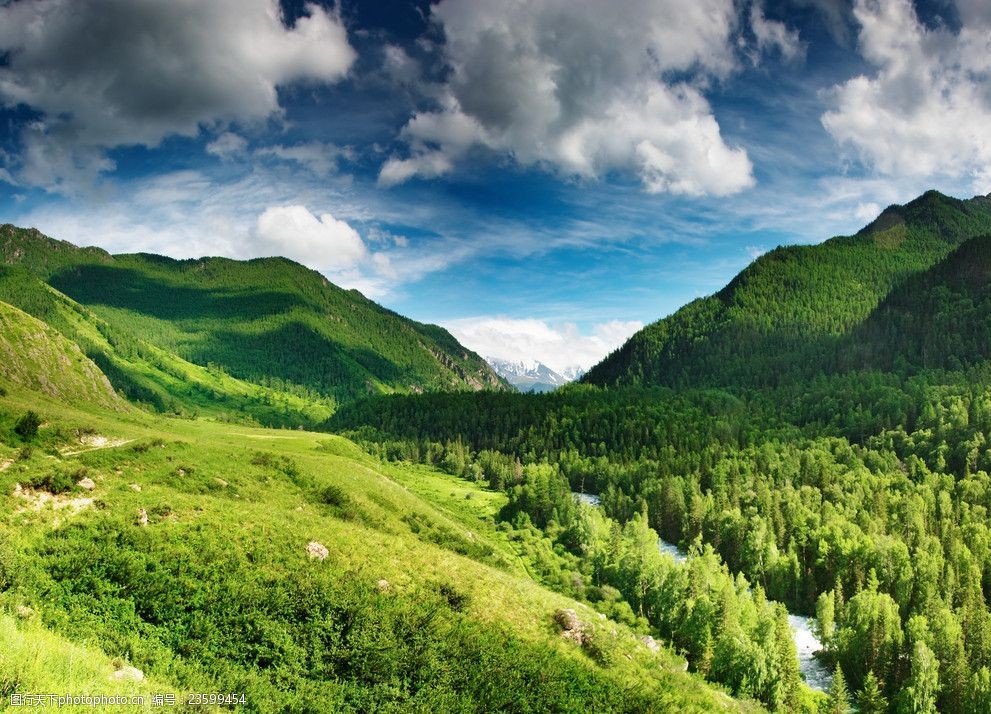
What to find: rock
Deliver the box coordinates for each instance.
[377,579,391,592]
[13,483,22,495]
[640,635,661,652]
[214,478,229,487]
[110,666,144,682]
[16,605,33,619]
[306,541,329,561]
[554,608,581,632]
[77,477,96,491]
[554,608,585,644]
[129,483,141,492]
[136,508,148,527]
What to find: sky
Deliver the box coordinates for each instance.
[1,0,990,373]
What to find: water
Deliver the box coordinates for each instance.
[571,493,831,692]
[787,614,833,692]
[573,492,601,507]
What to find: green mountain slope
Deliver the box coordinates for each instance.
[842,233,991,373]
[0,270,335,426]
[0,224,507,404]
[584,190,991,389]
[0,327,754,713]
[0,300,123,411]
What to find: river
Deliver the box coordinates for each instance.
[572,491,832,692]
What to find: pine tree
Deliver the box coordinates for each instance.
[826,663,850,714]
[857,671,887,714]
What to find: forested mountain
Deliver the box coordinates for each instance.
[842,234,991,373]
[584,190,991,389]
[0,224,507,405]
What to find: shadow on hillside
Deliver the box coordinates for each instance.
[187,321,407,398]
[49,265,305,321]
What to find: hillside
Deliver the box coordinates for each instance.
[584,190,991,389]
[842,233,991,373]
[0,300,124,412]
[0,224,507,405]
[0,317,755,713]
[0,265,335,427]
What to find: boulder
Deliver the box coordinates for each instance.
[77,477,96,491]
[640,635,661,652]
[306,541,329,561]
[110,666,144,683]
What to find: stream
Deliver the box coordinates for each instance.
[573,492,832,692]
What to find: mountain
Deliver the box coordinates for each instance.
[583,190,991,389]
[842,233,991,373]
[486,357,583,392]
[0,225,508,407]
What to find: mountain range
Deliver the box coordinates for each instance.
[0,224,507,423]
[486,357,585,392]
[6,188,991,712]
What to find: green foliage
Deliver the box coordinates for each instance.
[825,663,850,714]
[14,410,41,439]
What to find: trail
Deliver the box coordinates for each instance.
[61,438,135,457]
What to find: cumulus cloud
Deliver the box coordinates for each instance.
[254,205,368,270]
[822,0,991,192]
[0,0,355,190]
[380,0,757,196]
[445,317,643,373]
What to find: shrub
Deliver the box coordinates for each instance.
[439,582,470,612]
[13,411,41,440]
[28,469,75,494]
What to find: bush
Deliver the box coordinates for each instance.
[13,411,41,440]
[28,469,76,494]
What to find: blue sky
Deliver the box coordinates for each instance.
[1,0,990,371]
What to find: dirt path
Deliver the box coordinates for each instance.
[61,438,135,457]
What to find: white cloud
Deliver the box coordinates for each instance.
[381,0,756,196]
[749,3,805,62]
[822,0,991,192]
[206,132,249,160]
[255,142,351,178]
[444,317,643,373]
[854,201,880,223]
[0,0,355,190]
[254,205,367,270]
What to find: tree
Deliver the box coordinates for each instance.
[857,671,887,714]
[898,642,939,714]
[825,663,850,714]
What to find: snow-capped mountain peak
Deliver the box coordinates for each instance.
[486,357,584,392]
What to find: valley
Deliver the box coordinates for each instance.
[3,189,991,712]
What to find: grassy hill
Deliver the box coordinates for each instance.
[0,298,757,712]
[0,264,335,427]
[0,224,507,407]
[0,300,123,412]
[584,190,991,389]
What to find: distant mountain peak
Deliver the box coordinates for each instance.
[486,357,584,393]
